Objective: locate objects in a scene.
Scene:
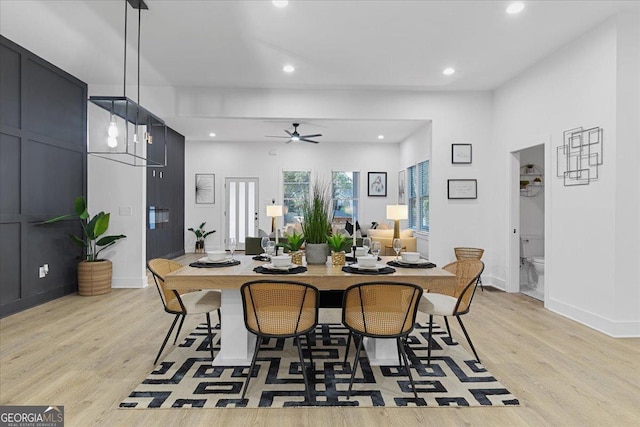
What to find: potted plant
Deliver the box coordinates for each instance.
[188,222,216,253]
[43,196,126,296]
[301,180,333,264]
[277,230,306,265]
[326,233,352,266]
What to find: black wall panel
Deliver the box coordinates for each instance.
[0,36,87,317]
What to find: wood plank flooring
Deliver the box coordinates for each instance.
[1,254,639,426]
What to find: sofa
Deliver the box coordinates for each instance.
[368,228,417,256]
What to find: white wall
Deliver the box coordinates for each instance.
[493,13,640,336]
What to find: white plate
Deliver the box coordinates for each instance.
[262,263,296,271]
[199,257,231,264]
[351,263,386,270]
[397,258,429,265]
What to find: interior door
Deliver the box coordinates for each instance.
[225,177,259,250]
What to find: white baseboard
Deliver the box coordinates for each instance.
[484,274,506,291]
[547,298,640,338]
[111,276,149,289]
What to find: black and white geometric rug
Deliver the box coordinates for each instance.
[120,322,519,408]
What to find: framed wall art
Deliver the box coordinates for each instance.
[447,179,477,199]
[195,173,215,204]
[452,143,472,164]
[398,170,406,203]
[368,172,387,197]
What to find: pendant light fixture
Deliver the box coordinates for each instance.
[88,0,166,167]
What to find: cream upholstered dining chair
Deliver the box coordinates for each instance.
[418,259,484,365]
[342,282,423,400]
[240,280,319,403]
[147,259,221,364]
[454,247,485,291]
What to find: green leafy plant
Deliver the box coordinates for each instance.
[326,233,352,253]
[301,180,333,244]
[42,196,126,262]
[188,222,216,242]
[277,230,306,252]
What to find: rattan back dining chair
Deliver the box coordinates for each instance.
[342,282,423,400]
[147,259,221,364]
[454,247,485,291]
[240,280,320,402]
[418,259,484,365]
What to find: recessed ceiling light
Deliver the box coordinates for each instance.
[209,132,216,137]
[443,67,455,76]
[283,64,295,73]
[377,135,385,140]
[272,1,288,8]
[506,2,525,14]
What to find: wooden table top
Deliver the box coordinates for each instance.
[165,255,456,294]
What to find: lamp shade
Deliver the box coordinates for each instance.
[386,204,408,220]
[266,205,283,217]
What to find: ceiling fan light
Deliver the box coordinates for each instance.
[378,135,385,139]
[272,1,288,7]
[292,136,300,141]
[283,64,295,73]
[506,2,525,15]
[443,67,456,76]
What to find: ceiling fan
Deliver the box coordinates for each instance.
[266,123,322,144]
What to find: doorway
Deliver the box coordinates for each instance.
[225,177,259,251]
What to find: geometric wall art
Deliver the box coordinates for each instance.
[556,127,603,186]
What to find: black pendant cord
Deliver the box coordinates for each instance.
[137,5,141,106]
[123,0,127,97]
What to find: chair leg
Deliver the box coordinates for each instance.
[478,275,484,291]
[305,333,315,372]
[296,336,313,403]
[241,336,263,400]
[205,312,215,361]
[155,314,180,365]
[396,338,403,367]
[217,308,222,327]
[398,337,419,400]
[443,316,452,341]
[343,332,352,366]
[173,315,186,345]
[346,334,364,400]
[427,315,434,366]
[456,315,480,363]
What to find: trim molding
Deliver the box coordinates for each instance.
[547,298,640,338]
[112,276,149,289]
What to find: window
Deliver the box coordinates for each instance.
[408,160,429,231]
[282,170,310,225]
[332,171,359,222]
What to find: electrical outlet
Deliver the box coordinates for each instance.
[39,266,46,279]
[43,264,49,274]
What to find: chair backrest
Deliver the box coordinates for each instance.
[342,282,423,338]
[454,247,484,261]
[147,258,186,314]
[448,260,484,315]
[241,280,319,337]
[442,259,484,297]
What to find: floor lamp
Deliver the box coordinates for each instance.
[266,205,283,245]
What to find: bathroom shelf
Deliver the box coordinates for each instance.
[520,164,544,197]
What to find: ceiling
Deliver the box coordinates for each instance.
[1,0,637,142]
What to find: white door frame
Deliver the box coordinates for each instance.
[225,177,259,250]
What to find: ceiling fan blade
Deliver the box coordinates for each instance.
[300,134,322,138]
[265,135,291,138]
[285,130,293,136]
[300,138,319,144]
[285,139,293,144]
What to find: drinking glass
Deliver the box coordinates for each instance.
[392,238,402,261]
[371,241,381,259]
[260,237,270,257]
[362,237,371,254]
[229,237,237,260]
[266,241,276,259]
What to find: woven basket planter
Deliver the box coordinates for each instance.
[331,251,346,266]
[77,260,112,296]
[290,251,304,266]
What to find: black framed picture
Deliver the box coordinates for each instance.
[447,179,477,199]
[368,172,387,197]
[452,143,472,164]
[195,173,215,204]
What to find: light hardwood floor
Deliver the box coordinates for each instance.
[1,254,639,426]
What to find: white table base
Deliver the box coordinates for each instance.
[211,289,256,366]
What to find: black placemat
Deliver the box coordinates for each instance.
[189,259,241,268]
[253,266,308,275]
[341,266,396,275]
[345,255,382,262]
[252,255,270,261]
[387,260,437,269]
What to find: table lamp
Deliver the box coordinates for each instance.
[266,204,283,244]
[386,204,408,239]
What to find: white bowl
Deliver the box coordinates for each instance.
[357,255,377,268]
[271,255,291,267]
[401,252,420,262]
[354,247,367,257]
[206,250,227,261]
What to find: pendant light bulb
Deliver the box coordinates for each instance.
[108,116,119,138]
[107,136,118,148]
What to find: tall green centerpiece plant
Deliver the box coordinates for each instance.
[42,196,126,296]
[301,180,333,264]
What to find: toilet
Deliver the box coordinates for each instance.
[530,256,545,294]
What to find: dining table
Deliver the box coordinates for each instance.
[165,254,456,366]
